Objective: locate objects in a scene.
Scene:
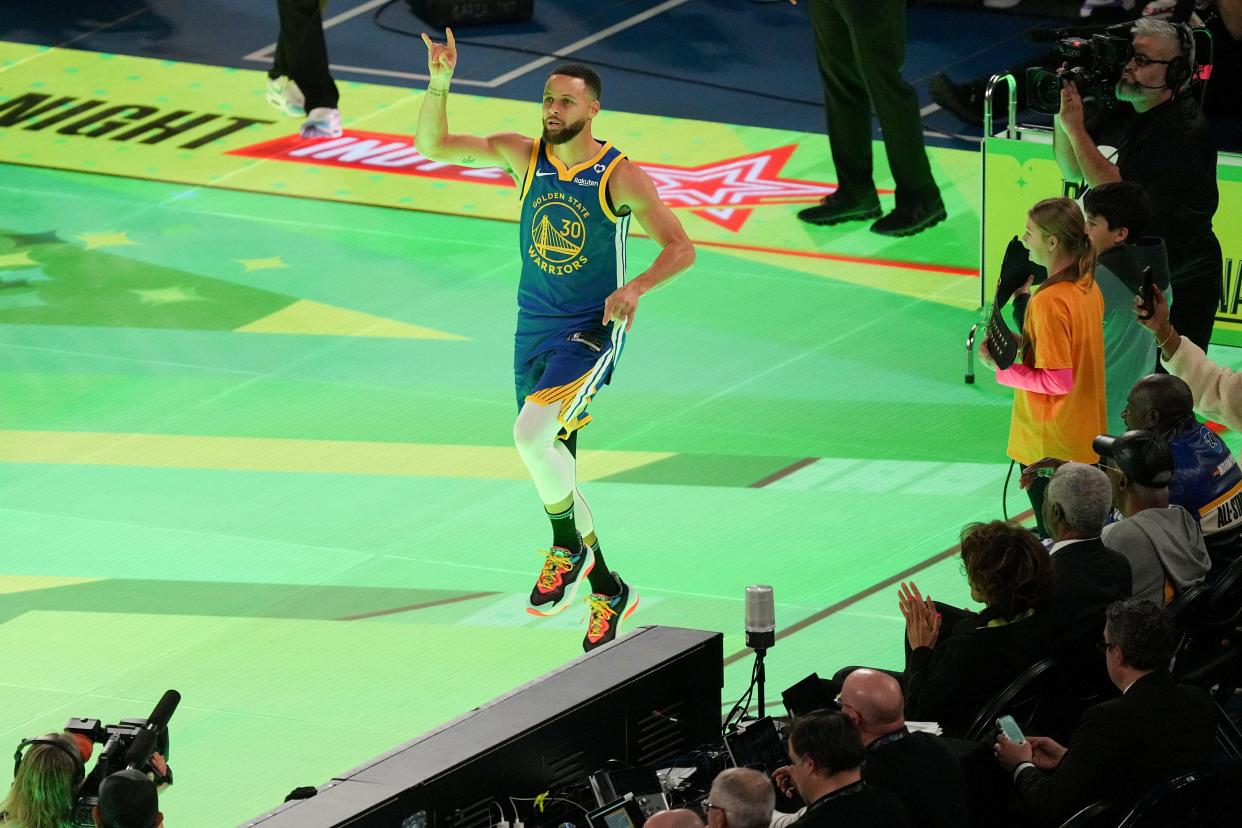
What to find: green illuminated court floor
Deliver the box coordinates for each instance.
[5,74,1242,828]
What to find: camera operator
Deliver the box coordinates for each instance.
[1,732,83,828]
[1054,18,1223,352]
[93,769,162,828]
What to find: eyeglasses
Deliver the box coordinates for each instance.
[1096,462,1120,475]
[1131,53,1175,68]
[1095,639,1116,653]
[702,800,725,814]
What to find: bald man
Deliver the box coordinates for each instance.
[773,670,969,828]
[646,809,705,828]
[1122,374,1242,567]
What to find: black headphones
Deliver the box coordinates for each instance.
[12,736,85,787]
[1164,22,1196,90]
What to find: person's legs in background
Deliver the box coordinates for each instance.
[836,0,945,235]
[272,0,341,137]
[797,0,883,226]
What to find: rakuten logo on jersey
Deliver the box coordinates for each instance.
[228,130,513,186]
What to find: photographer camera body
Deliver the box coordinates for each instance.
[1052,17,1223,353]
[2,691,176,828]
[1028,30,1136,114]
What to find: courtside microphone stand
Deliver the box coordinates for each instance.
[744,585,776,718]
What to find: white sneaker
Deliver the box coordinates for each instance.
[1078,0,1136,17]
[299,107,342,139]
[1141,0,1176,18]
[265,75,305,118]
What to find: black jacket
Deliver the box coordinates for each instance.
[1044,538,1132,695]
[1014,670,1217,825]
[862,729,970,828]
[790,780,910,828]
[904,606,1051,737]
[1092,94,1220,285]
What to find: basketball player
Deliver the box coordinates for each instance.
[417,30,696,651]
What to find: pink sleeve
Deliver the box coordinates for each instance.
[996,365,1074,395]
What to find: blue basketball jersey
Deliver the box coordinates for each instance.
[517,138,630,343]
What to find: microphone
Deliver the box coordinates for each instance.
[122,689,180,769]
[744,585,775,651]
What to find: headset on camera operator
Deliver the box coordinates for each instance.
[5,693,176,828]
[1,733,86,828]
[3,733,170,828]
[1053,17,1224,353]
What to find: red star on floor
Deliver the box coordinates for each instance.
[235,134,887,233]
[640,144,837,232]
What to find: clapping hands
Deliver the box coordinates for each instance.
[898,581,941,650]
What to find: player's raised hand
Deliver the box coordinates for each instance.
[421,27,457,83]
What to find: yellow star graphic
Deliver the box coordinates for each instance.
[0,251,37,269]
[78,231,137,250]
[238,256,290,272]
[129,286,205,305]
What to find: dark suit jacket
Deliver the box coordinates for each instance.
[904,606,1051,737]
[1014,670,1217,825]
[1045,537,1132,694]
[862,730,970,828]
[789,780,909,828]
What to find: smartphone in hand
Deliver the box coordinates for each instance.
[1137,266,1156,321]
[997,714,1025,745]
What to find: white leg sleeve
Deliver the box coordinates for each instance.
[513,401,576,505]
[556,441,595,538]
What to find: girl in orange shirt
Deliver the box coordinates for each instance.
[982,198,1107,537]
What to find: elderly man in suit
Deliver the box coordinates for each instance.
[994,599,1217,824]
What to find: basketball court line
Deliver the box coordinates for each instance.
[0,182,509,253]
[0,431,672,482]
[0,0,181,72]
[720,507,1036,666]
[241,0,692,90]
[750,457,818,488]
[0,158,978,282]
[609,275,975,451]
[0,237,515,498]
[0,504,378,562]
[242,0,400,62]
[337,590,500,620]
[0,341,511,414]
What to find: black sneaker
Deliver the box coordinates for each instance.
[870,198,947,237]
[797,192,882,226]
[582,573,638,652]
[928,73,988,129]
[527,542,595,617]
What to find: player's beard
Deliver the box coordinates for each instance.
[542,116,587,145]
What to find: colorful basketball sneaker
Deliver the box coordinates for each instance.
[527,543,594,617]
[582,574,638,652]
